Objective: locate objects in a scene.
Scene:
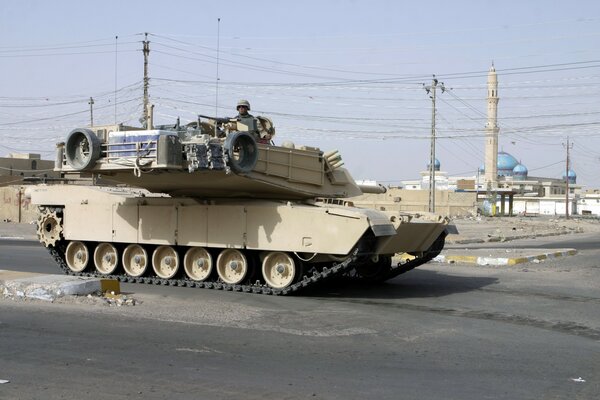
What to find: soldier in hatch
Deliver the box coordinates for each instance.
[235,99,272,144]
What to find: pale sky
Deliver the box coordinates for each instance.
[1,0,599,186]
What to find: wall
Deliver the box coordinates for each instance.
[0,186,39,223]
[351,189,477,217]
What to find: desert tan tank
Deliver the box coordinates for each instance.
[29,111,453,295]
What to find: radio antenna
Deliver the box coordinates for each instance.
[114,35,118,124]
[214,18,221,136]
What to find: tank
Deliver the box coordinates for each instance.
[29,112,454,295]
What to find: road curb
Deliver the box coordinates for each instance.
[0,270,120,302]
[430,249,577,266]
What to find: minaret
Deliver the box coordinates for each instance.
[484,64,499,187]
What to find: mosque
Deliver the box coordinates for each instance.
[401,65,581,216]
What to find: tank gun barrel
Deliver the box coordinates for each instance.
[357,183,387,194]
[197,114,234,124]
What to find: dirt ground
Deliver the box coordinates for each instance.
[448,215,600,244]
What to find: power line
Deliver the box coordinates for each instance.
[0,97,140,127]
[150,33,406,78]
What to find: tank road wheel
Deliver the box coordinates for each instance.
[262,252,298,289]
[37,210,63,247]
[152,246,180,279]
[122,244,148,277]
[93,243,119,275]
[216,249,248,284]
[65,241,89,273]
[183,247,213,281]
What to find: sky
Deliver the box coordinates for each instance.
[1,0,600,187]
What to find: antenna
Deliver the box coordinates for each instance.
[114,35,118,124]
[215,18,221,136]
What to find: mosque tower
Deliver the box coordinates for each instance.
[484,63,499,187]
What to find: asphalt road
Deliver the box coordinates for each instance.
[1,235,599,399]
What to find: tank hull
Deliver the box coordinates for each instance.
[29,184,450,294]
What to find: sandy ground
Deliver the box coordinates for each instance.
[447,215,600,244]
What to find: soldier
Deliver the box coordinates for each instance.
[235,100,272,144]
[236,99,253,119]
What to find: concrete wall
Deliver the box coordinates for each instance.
[351,189,477,217]
[0,186,39,223]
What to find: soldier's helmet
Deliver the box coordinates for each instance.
[237,99,251,111]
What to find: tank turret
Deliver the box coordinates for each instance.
[56,115,361,200]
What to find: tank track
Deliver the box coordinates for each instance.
[44,239,439,295]
[383,232,446,281]
[344,232,446,283]
[45,240,359,296]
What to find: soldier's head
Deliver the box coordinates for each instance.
[237,99,251,115]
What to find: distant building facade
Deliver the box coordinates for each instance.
[0,153,59,187]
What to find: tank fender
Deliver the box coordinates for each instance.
[327,207,396,237]
[64,128,102,170]
[224,131,259,174]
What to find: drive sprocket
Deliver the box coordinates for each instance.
[37,209,63,247]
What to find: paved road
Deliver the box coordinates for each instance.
[1,236,599,399]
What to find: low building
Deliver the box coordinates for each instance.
[578,190,600,216]
[0,153,59,187]
[0,153,61,222]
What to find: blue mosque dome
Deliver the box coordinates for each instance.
[512,163,528,178]
[427,158,441,171]
[563,169,577,184]
[497,151,519,176]
[479,152,523,177]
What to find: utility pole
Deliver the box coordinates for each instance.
[564,137,573,219]
[88,97,94,127]
[142,32,150,127]
[423,76,445,213]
